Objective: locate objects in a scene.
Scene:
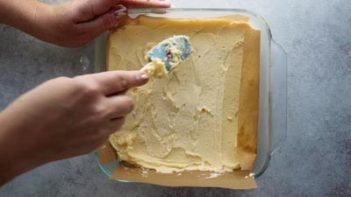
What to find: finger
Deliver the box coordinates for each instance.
[71,0,122,22]
[121,0,171,8]
[89,70,149,95]
[71,0,170,23]
[107,95,134,119]
[105,117,126,134]
[77,5,127,40]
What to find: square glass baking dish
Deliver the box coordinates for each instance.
[93,8,287,179]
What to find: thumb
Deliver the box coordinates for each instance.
[77,5,127,41]
[120,0,171,8]
[70,0,122,22]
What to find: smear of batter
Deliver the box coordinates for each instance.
[107,16,259,173]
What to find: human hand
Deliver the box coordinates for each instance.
[0,70,148,184]
[0,0,171,47]
[37,0,171,47]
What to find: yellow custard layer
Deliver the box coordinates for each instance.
[107,16,260,173]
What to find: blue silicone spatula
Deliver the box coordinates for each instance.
[141,35,192,76]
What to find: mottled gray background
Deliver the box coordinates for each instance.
[0,0,350,196]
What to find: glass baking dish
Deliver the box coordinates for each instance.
[94,8,287,179]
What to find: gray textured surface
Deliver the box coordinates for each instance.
[0,0,350,196]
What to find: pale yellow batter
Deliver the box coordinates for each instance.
[142,58,168,77]
[107,16,260,173]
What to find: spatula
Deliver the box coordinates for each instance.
[141,35,192,77]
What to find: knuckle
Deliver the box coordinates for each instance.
[73,78,100,97]
[113,72,122,80]
[92,104,108,118]
[51,76,73,84]
[114,74,125,86]
[122,96,134,112]
[85,84,100,96]
[43,76,74,90]
[55,76,72,81]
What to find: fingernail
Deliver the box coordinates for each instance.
[113,4,127,18]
